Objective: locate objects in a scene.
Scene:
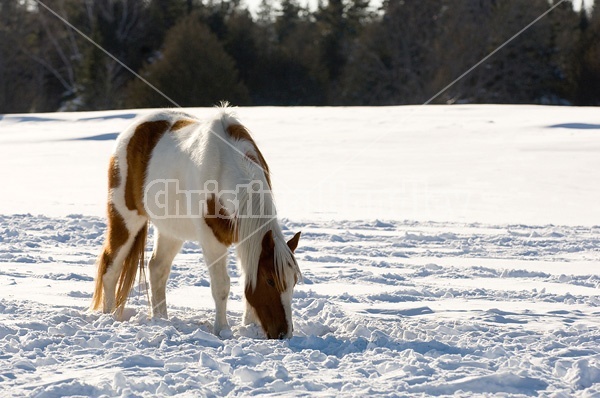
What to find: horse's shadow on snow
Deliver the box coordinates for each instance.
[548,123,600,130]
[287,332,469,359]
[66,132,119,141]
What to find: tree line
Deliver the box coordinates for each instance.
[0,0,599,114]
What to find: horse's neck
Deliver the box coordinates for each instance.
[190,110,285,285]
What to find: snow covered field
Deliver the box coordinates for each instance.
[0,105,599,396]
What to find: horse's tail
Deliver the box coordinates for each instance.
[115,223,148,313]
[90,249,108,311]
[90,222,148,314]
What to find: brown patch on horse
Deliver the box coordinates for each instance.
[125,120,170,215]
[106,203,129,253]
[171,119,197,131]
[245,230,288,339]
[204,194,237,246]
[287,231,301,285]
[245,153,260,166]
[226,124,272,189]
[108,156,120,189]
[90,202,130,310]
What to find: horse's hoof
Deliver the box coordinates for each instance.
[216,328,233,339]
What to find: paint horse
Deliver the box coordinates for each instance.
[91,106,302,339]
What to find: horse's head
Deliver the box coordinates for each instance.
[245,230,301,339]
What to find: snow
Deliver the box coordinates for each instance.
[0,105,599,396]
[2,105,600,225]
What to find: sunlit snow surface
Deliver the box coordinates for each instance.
[0,106,599,396]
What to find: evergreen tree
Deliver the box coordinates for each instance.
[125,12,249,108]
[222,9,261,101]
[147,0,190,49]
[316,0,372,102]
[338,0,443,105]
[257,0,276,25]
[316,0,346,84]
[275,0,303,40]
[0,1,38,112]
[573,0,600,104]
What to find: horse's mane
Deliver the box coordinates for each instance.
[235,194,300,292]
[213,105,301,291]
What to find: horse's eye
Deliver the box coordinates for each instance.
[266,278,275,287]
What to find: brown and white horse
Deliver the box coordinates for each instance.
[91,106,301,339]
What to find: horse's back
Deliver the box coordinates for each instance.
[108,110,200,227]
[113,110,196,149]
[108,107,256,242]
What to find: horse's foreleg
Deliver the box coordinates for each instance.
[148,232,182,318]
[202,243,230,336]
[243,302,258,326]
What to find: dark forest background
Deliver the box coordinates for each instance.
[1,0,599,113]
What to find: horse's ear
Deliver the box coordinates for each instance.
[287,231,301,253]
[262,230,275,252]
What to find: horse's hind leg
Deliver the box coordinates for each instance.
[148,231,183,318]
[92,205,147,315]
